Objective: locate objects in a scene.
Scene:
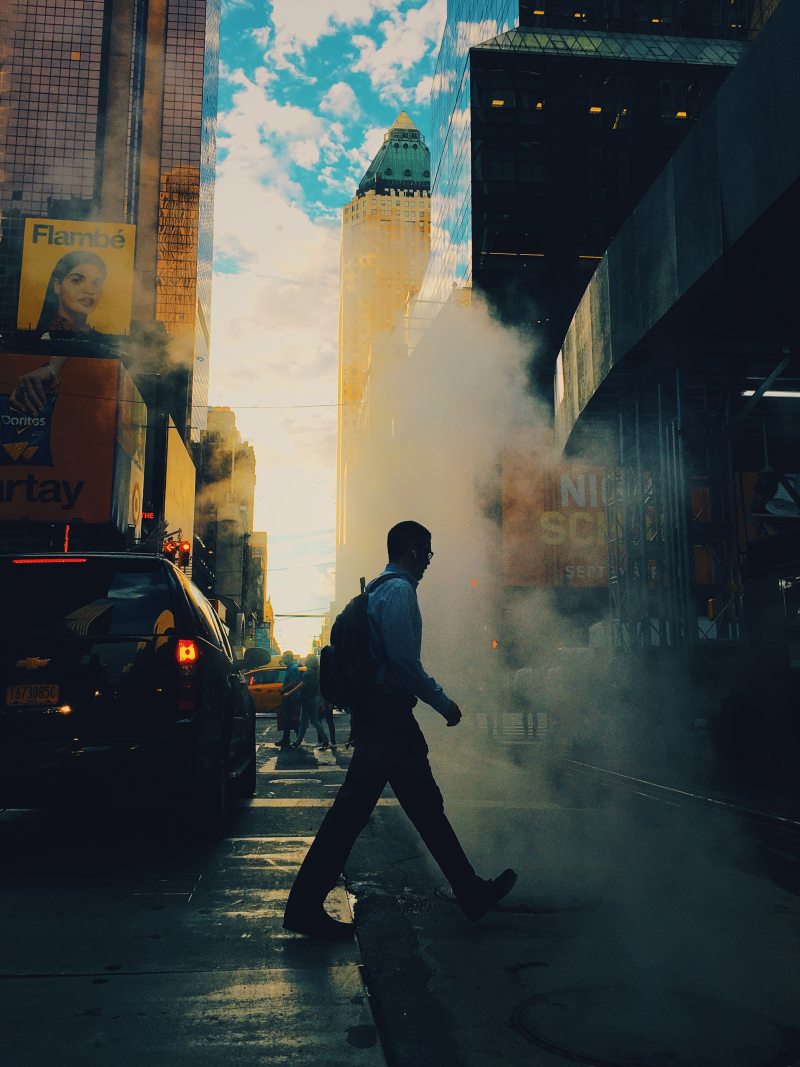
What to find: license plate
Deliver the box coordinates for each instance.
[5,684,60,707]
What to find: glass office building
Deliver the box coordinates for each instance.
[422,0,771,392]
[157,0,219,438]
[0,0,108,328]
[0,0,219,437]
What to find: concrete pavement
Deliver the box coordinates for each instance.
[2,712,799,1066]
[0,721,386,1067]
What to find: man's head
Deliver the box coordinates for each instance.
[281,650,294,667]
[387,520,433,581]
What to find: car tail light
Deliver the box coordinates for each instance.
[176,640,200,717]
[176,639,199,665]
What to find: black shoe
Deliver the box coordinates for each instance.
[283,905,353,940]
[457,868,518,922]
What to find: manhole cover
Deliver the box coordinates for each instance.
[512,987,799,1067]
[435,886,599,914]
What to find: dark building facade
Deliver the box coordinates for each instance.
[422,0,774,393]
[551,0,798,792]
[0,0,219,437]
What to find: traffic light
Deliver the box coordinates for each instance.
[161,538,191,568]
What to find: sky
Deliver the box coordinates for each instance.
[209,0,446,654]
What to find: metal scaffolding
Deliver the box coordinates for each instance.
[607,364,745,651]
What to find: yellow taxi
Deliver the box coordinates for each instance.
[245,662,288,714]
[245,660,307,715]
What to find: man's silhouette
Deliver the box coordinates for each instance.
[283,520,516,939]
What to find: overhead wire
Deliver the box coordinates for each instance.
[0,377,345,412]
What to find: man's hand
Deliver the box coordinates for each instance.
[443,700,462,727]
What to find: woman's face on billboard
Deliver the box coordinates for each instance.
[53,263,106,323]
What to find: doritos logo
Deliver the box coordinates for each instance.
[0,395,56,466]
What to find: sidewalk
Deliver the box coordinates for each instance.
[249,721,388,1067]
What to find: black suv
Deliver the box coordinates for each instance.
[0,552,256,834]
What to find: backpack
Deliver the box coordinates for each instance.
[320,573,412,706]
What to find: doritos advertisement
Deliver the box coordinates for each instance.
[0,353,145,533]
[16,219,136,336]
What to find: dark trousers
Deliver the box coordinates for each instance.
[322,704,336,745]
[287,709,476,907]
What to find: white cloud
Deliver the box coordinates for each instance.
[224,75,322,141]
[320,81,360,118]
[267,0,389,68]
[218,62,250,86]
[414,74,434,104]
[211,74,346,647]
[319,165,356,196]
[456,17,502,54]
[217,74,325,175]
[289,139,321,168]
[352,0,445,100]
[346,125,385,170]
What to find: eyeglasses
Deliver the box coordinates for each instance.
[424,549,434,563]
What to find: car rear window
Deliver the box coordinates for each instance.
[0,557,176,639]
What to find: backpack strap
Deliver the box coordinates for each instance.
[365,571,415,595]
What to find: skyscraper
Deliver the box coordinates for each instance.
[422,0,772,393]
[0,0,219,438]
[335,113,431,599]
[194,406,266,648]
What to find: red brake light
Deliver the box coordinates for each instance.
[176,639,199,664]
[12,558,87,564]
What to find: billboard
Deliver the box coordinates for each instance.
[16,219,136,336]
[503,451,608,588]
[164,419,196,543]
[0,352,145,534]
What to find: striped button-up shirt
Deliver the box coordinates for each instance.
[366,563,450,715]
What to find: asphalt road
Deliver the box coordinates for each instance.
[1,713,799,1067]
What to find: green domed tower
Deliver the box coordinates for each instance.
[357,112,431,197]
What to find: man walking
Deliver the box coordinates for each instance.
[283,520,517,939]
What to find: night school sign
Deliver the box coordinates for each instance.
[503,449,609,589]
[0,352,145,533]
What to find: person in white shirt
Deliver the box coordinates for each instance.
[283,520,517,940]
